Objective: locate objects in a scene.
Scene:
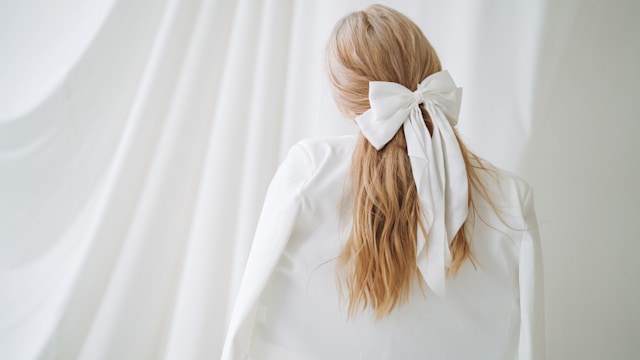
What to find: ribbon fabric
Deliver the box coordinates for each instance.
[355,70,468,298]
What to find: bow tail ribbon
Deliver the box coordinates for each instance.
[405,105,460,297]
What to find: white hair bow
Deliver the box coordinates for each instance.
[355,70,468,298]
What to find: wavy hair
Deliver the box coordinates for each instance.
[326,4,495,319]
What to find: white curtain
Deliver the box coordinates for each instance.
[1,0,638,359]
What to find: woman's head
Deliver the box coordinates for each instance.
[326,4,442,119]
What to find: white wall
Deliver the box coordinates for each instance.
[522,1,640,358]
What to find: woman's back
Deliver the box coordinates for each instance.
[224,136,543,359]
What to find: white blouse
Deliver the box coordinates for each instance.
[222,135,545,360]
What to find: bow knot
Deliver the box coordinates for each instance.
[355,70,468,298]
[413,89,426,106]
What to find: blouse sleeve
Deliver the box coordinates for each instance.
[222,143,313,360]
[518,187,546,359]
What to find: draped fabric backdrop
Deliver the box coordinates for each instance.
[1,0,638,359]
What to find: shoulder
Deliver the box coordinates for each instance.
[472,158,537,230]
[274,135,356,190]
[496,166,533,203]
[278,135,357,206]
[474,158,533,204]
[290,135,357,173]
[295,135,357,162]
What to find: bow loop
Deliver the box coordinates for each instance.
[354,70,468,298]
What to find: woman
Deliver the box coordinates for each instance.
[223,4,544,360]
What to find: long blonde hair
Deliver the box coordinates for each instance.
[327,4,492,319]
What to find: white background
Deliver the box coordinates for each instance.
[1,0,638,358]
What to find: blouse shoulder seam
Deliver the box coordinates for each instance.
[293,142,316,195]
[518,185,536,247]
